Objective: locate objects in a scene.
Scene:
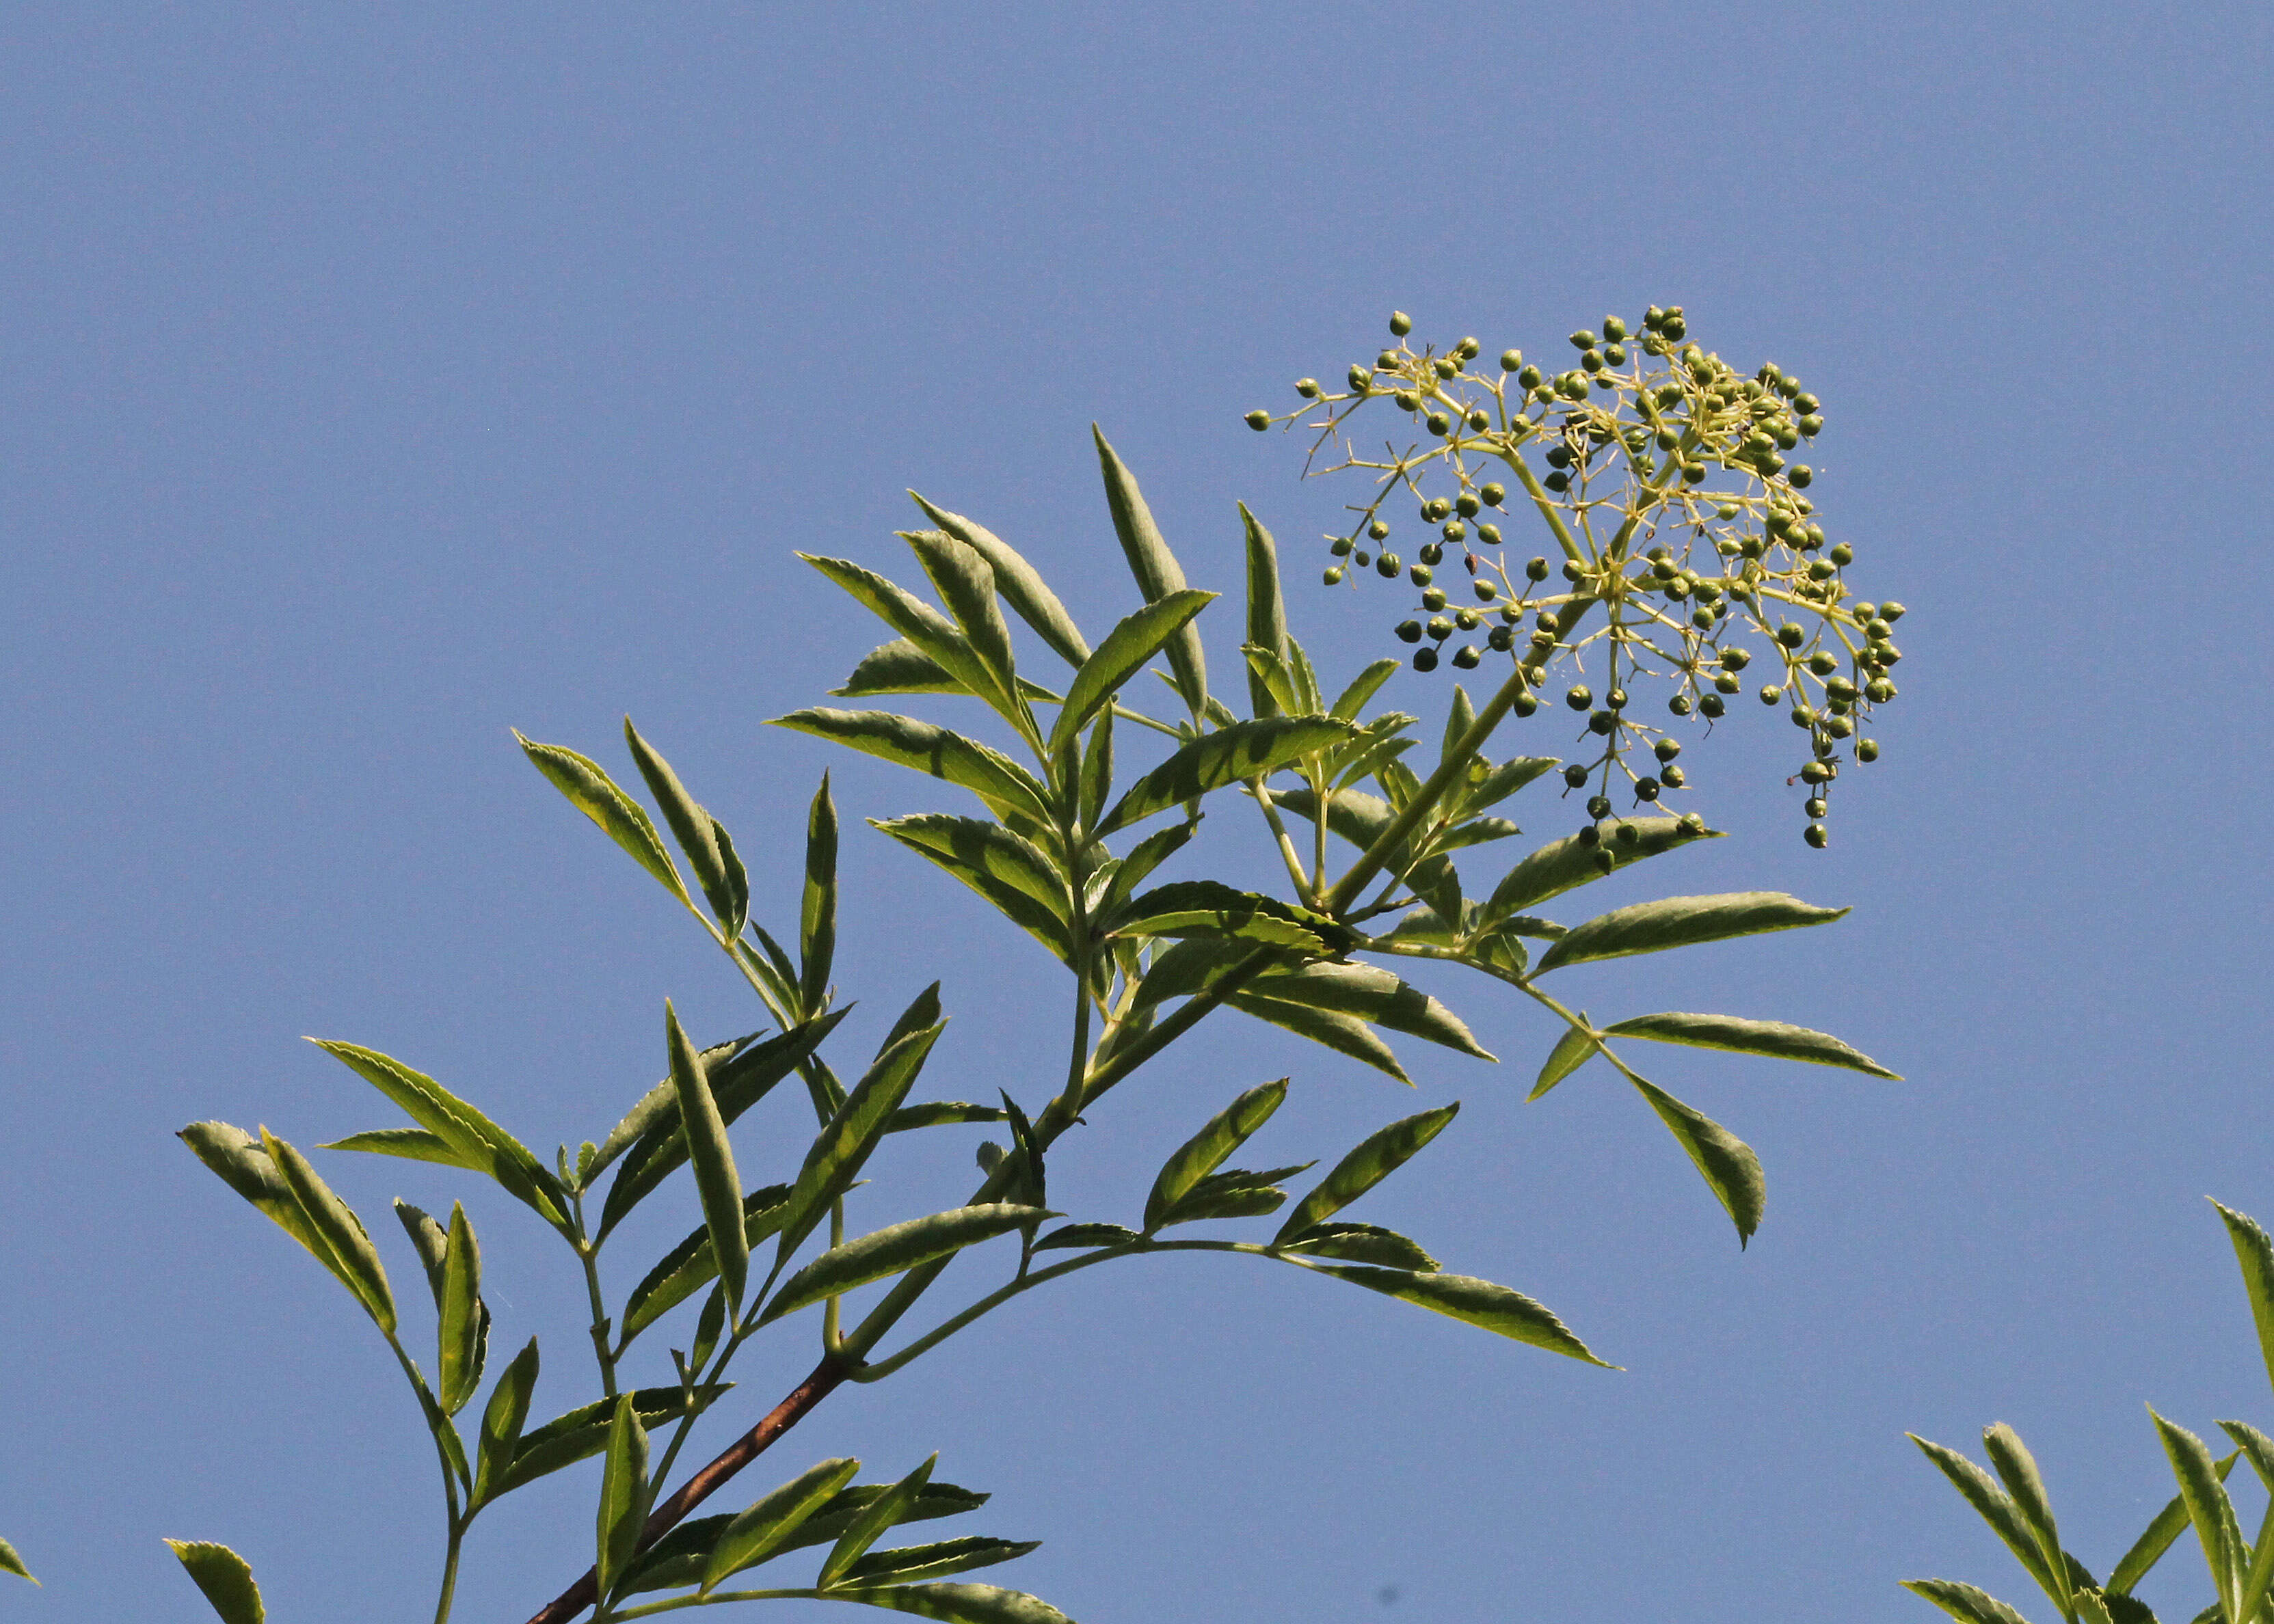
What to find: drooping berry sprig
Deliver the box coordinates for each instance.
[1247,307,1907,849]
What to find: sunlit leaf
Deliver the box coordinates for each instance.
[771,708,1054,826]
[470,1336,539,1508]
[1228,992,1409,1083]
[1907,1434,2065,1601]
[1145,1081,1287,1231]
[494,1385,708,1500]
[874,815,1071,960]
[1898,1579,2038,1624]
[1277,1221,1439,1271]
[775,1011,947,1268]
[1482,817,1720,921]
[1626,1074,1764,1247]
[437,1202,485,1415]
[701,1457,863,1593]
[1247,962,1491,1060]
[1310,1267,1610,1364]
[1535,891,1849,974]
[1529,1020,1600,1101]
[1052,591,1216,755]
[163,1541,263,1624]
[905,530,1024,723]
[1096,718,1357,837]
[0,1538,32,1586]
[762,1206,1050,1325]
[842,1539,1042,1588]
[1107,880,1333,956]
[1274,1105,1459,1241]
[1601,1012,1899,1078]
[909,492,1091,668]
[821,1457,939,1591]
[667,1001,749,1314]
[1154,1164,1311,1227]
[1094,427,1206,717]
[620,1187,791,1347]
[824,1581,1076,1624]
[624,718,743,936]
[515,731,690,908]
[596,1395,652,1598]
[260,1129,395,1331]
[1032,1223,1141,1252]
[2215,1201,2274,1405]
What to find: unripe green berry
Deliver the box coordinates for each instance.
[1588,710,1614,735]
[1720,645,1752,671]
[1452,645,1480,669]
[1467,409,1490,431]
[1569,329,1596,350]
[1615,821,1641,846]
[1394,390,1421,412]
[1800,414,1824,436]
[1790,705,1817,727]
[1856,738,1880,762]
[1825,715,1854,739]
[1441,521,1466,543]
[1828,543,1854,566]
[1433,357,1458,380]
[1427,412,1452,436]
[1395,620,1422,644]
[1807,650,1838,675]
[1879,601,1906,621]
[1330,537,1353,556]
[1348,366,1374,392]
[1477,522,1502,544]
[1669,693,1694,716]
[1634,777,1661,801]
[1760,684,1784,705]
[1789,465,1814,488]
[1245,409,1271,431]
[1526,556,1551,582]
[1517,364,1542,388]
[1419,543,1444,566]
[1678,811,1707,834]
[1422,497,1452,522]
[1389,311,1413,336]
[1776,622,1806,648]
[1565,685,1593,711]
[1804,823,1828,849]
[1323,567,1345,584]
[1659,763,1686,789]
[1295,378,1320,398]
[1800,760,1832,785]
[1426,615,1452,640]
[1378,351,1402,369]
[1793,392,1818,413]
[1369,519,1390,541]
[1454,608,1480,630]
[1488,625,1514,651]
[1577,822,1601,847]
[1865,618,1893,640]
[1376,552,1400,577]
[1421,586,1446,610]
[1563,763,1590,789]
[1805,796,1828,818]
[1456,336,1480,359]
[1500,349,1522,372]
[1411,647,1437,671]
[1475,579,1499,601]
[1512,690,1538,716]
[1698,694,1725,718]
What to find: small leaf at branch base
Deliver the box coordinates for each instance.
[1311,1267,1611,1366]
[596,1395,652,1599]
[164,1541,264,1624]
[803,775,840,1013]
[840,1539,1043,1588]
[669,1001,749,1314]
[1626,1074,1765,1247]
[1153,1165,1311,1227]
[1530,1020,1600,1101]
[821,1457,939,1591]
[515,732,689,907]
[1032,1223,1141,1252]
[471,1337,540,1508]
[1601,1012,1899,1078]
[1145,1081,1287,1230]
[760,1206,1050,1326]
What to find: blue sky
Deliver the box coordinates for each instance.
[3,5,2271,1621]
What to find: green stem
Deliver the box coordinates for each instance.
[611,1590,814,1619]
[574,1198,619,1400]
[431,1517,465,1624]
[1248,779,1313,900]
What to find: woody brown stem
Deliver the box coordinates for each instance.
[520,1357,849,1624]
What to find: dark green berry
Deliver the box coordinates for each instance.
[1856,738,1880,762]
[1394,390,1422,412]
[1698,694,1725,718]
[1879,601,1906,621]
[1395,620,1423,644]
[1476,522,1501,544]
[1825,715,1854,739]
[1369,519,1391,541]
[1517,364,1542,388]
[1581,349,1605,374]
[1295,377,1320,398]
[1776,622,1806,648]
[1634,777,1661,801]
[1454,608,1480,630]
[1789,465,1814,488]
[1569,329,1597,350]
[1513,690,1538,716]
[1441,521,1466,543]
[1411,565,1436,589]
[1330,537,1353,556]
[1577,822,1601,847]
[1804,823,1828,849]
[1615,822,1642,845]
[1543,472,1569,493]
[1500,350,1523,372]
[1419,543,1444,565]
[1606,689,1628,709]
[1805,796,1828,818]
[1659,764,1685,788]
[1588,710,1615,735]
[1421,588,1446,611]
[1790,705,1817,727]
[1474,579,1499,602]
[1488,625,1514,651]
[1713,671,1741,693]
[1654,738,1681,761]
[1422,497,1452,522]
[1323,567,1345,584]
[1452,645,1480,669]
[1244,409,1271,431]
[1586,794,1613,818]
[1807,650,1838,676]
[1389,311,1413,336]
[1566,685,1593,711]
[1865,679,1896,703]
[1353,550,1370,567]
[1376,552,1400,578]
[1563,763,1590,789]
[1760,684,1784,705]
[1427,412,1452,436]
[1670,693,1694,716]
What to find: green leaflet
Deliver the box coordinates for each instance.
[842,1539,1042,1588]
[587,1030,763,1188]
[0,1537,32,1586]
[888,1102,1008,1133]
[1246,961,1492,1060]
[909,492,1093,668]
[1240,503,1287,720]
[1094,426,1206,718]
[1908,1434,2065,1601]
[1311,1267,1610,1365]
[621,1187,792,1347]
[1897,1579,2038,1624]
[2151,1407,2246,1621]
[597,1394,652,1599]
[667,1002,749,1314]
[874,815,1071,960]
[471,1337,539,1508]
[1095,716,1356,837]
[631,1482,995,1594]
[2107,1450,2238,1595]
[1079,710,1113,833]
[762,1205,1049,1325]
[1981,1424,2068,1610]
[801,554,1017,731]
[821,1457,939,1591]
[1145,1081,1288,1231]
[1534,891,1851,974]
[701,1457,864,1593]
[260,1129,395,1331]
[1464,755,1560,814]
[163,1540,264,1624]
[1529,1019,1600,1101]
[624,718,745,936]
[1244,645,1301,721]
[326,1127,466,1168]
[181,1121,334,1264]
[516,730,691,908]
[1482,817,1719,921]
[2221,1421,2274,1624]
[803,776,840,1015]
[1032,1222,1142,1251]
[1627,1074,1765,1247]
[437,1202,487,1415]
[308,1040,566,1228]
[393,1200,450,1305]
[1153,1165,1311,1226]
[1051,590,1217,755]
[1108,880,1333,956]
[775,1014,948,1269]
[1274,1104,1460,1242]
[1229,992,1410,1083]
[836,638,966,697]
[1601,1012,1900,1079]
[598,1011,850,1242]
[823,1581,1076,1624]
[494,1385,707,1500]
[1095,824,1194,919]
[2215,1201,2274,1403]
[1278,1221,1439,1271]
[771,707,1054,826]
[1331,658,1402,722]
[904,530,1025,724]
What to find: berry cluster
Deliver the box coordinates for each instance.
[1245,307,1907,849]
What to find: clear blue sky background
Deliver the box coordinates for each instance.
[4,7,2270,1622]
